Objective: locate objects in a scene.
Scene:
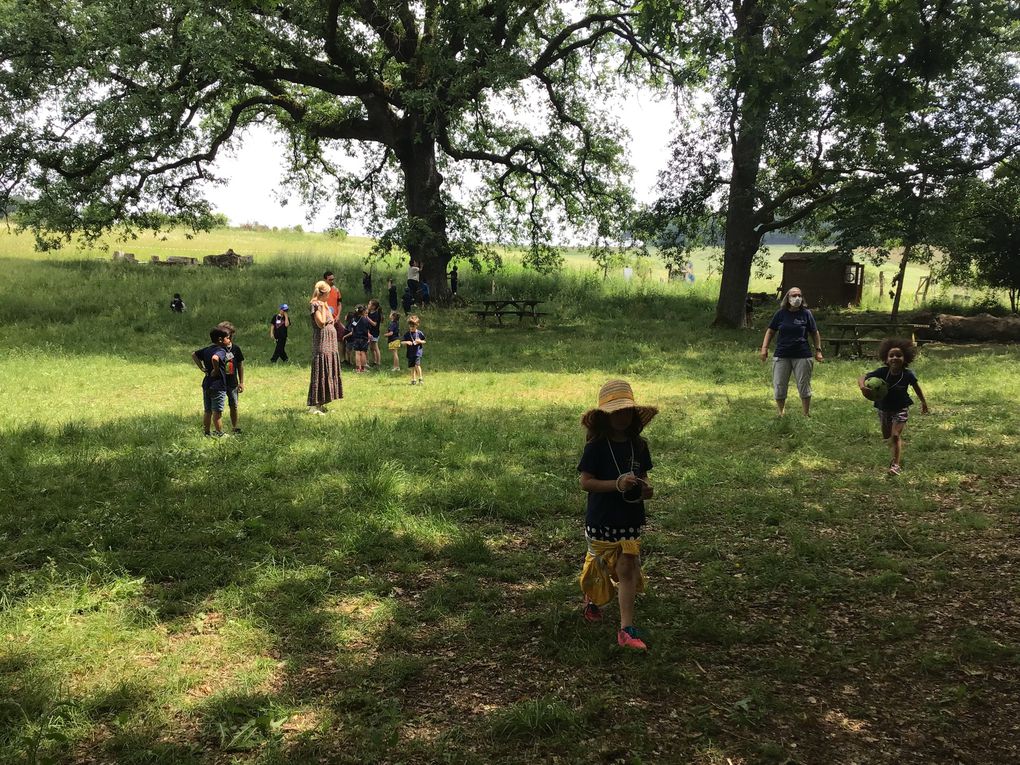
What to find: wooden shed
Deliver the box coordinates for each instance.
[778,251,863,308]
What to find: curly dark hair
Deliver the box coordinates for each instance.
[877,338,917,366]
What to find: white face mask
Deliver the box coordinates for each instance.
[789,296,803,308]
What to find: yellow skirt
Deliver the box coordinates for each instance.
[578,537,646,607]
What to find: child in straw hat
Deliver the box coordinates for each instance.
[577,379,657,651]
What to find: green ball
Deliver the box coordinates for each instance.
[865,376,888,400]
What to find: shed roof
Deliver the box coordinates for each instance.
[778,250,854,263]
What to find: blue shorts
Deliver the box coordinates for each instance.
[226,387,239,409]
[203,388,226,413]
[407,357,421,367]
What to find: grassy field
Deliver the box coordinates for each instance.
[1,230,1018,764]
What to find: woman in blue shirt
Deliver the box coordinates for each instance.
[759,287,824,416]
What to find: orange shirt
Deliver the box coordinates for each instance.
[326,286,341,317]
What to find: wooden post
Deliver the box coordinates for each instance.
[878,271,885,298]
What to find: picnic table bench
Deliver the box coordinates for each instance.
[825,322,934,357]
[471,299,548,325]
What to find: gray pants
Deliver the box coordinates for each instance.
[772,357,813,400]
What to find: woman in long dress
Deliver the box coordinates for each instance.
[308,280,343,414]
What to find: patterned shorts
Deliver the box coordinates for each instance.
[585,525,641,543]
[878,408,909,427]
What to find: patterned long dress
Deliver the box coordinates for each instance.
[307,304,343,406]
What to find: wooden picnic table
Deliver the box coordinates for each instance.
[824,322,933,357]
[471,298,548,325]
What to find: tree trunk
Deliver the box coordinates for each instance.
[398,134,452,298]
[714,120,766,328]
[890,244,912,321]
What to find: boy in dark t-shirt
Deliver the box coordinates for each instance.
[217,322,245,434]
[192,327,229,437]
[858,338,929,475]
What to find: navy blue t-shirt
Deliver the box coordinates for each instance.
[223,344,244,390]
[350,317,372,342]
[270,314,288,339]
[577,438,653,529]
[385,320,400,343]
[865,367,918,411]
[195,345,228,391]
[403,330,425,360]
[367,310,382,339]
[768,308,818,358]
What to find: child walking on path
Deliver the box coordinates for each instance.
[858,339,929,475]
[402,315,426,385]
[385,311,401,371]
[192,327,229,437]
[577,379,657,651]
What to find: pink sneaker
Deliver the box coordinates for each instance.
[617,627,647,650]
[582,599,602,623]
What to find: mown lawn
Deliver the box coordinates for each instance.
[1,234,1018,764]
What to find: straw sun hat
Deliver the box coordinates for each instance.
[581,379,658,430]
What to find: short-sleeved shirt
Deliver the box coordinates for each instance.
[385,320,399,340]
[403,330,425,360]
[577,438,653,529]
[350,317,372,342]
[407,265,420,282]
[865,366,918,411]
[326,286,341,317]
[270,314,288,339]
[420,283,430,300]
[768,308,817,358]
[195,344,228,390]
[367,310,382,339]
[223,344,244,390]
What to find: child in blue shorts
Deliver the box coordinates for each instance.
[192,327,230,437]
[402,315,426,385]
[858,338,930,475]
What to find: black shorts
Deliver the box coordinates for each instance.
[351,339,369,352]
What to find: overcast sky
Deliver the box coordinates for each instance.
[203,92,675,233]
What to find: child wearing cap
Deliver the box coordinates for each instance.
[270,304,290,362]
[577,379,657,651]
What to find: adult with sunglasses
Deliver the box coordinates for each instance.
[759,286,824,416]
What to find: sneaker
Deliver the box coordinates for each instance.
[582,599,602,624]
[232,428,243,434]
[210,431,226,438]
[410,380,417,385]
[308,406,326,416]
[889,463,902,475]
[391,367,400,372]
[617,626,647,651]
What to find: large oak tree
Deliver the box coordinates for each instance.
[0,0,656,293]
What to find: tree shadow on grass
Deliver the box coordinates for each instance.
[2,396,1018,763]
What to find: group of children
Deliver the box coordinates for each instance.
[579,337,930,652]
[334,303,427,383]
